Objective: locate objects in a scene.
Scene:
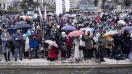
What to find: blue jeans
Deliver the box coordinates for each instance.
[29,48,39,59]
[15,47,23,61]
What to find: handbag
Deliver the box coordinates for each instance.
[79,46,85,50]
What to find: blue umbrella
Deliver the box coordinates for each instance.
[15,24,32,29]
[16,21,27,25]
[62,26,76,31]
[8,27,16,34]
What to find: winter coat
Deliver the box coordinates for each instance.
[48,46,58,59]
[82,35,93,49]
[74,39,81,59]
[66,37,73,48]
[98,36,107,47]
[13,33,23,48]
[105,35,114,49]
[25,37,30,52]
[1,32,10,53]
[29,38,39,48]
[59,36,67,50]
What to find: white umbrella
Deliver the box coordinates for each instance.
[80,27,94,32]
[45,40,58,48]
[71,14,76,17]
[63,14,71,17]
[104,30,119,36]
[48,12,54,16]
[118,20,126,25]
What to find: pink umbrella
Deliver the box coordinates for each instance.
[45,40,58,48]
[68,31,84,37]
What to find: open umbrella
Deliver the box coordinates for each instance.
[15,24,32,29]
[63,14,71,17]
[71,14,76,17]
[61,16,68,20]
[122,26,132,33]
[118,20,126,25]
[25,16,32,20]
[104,30,119,36]
[45,40,58,48]
[47,12,54,16]
[83,21,89,25]
[16,21,27,25]
[62,25,76,31]
[80,27,94,31]
[68,31,84,37]
[8,27,16,33]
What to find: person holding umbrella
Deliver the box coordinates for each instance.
[59,32,67,59]
[44,40,58,61]
[13,29,24,61]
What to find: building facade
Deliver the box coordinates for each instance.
[0,0,12,10]
[69,0,81,10]
[0,0,22,11]
[79,0,97,12]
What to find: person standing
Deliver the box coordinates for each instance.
[74,37,81,63]
[66,36,73,58]
[1,29,10,62]
[13,30,23,61]
[82,31,94,59]
[59,32,67,59]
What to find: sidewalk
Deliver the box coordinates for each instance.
[0,54,132,66]
[0,58,131,66]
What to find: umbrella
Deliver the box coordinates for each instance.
[8,27,16,33]
[15,24,32,29]
[16,21,27,25]
[104,30,119,36]
[68,31,84,37]
[25,16,32,20]
[45,40,58,48]
[63,14,71,17]
[62,26,76,31]
[83,21,89,25]
[47,12,54,16]
[61,16,68,20]
[80,27,94,31]
[122,26,132,33]
[71,14,76,17]
[118,20,126,25]
[19,16,26,20]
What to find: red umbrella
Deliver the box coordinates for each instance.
[68,31,84,37]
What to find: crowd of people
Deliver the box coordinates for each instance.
[0,11,132,63]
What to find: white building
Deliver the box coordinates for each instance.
[0,0,22,10]
[79,0,98,12]
[0,0,13,10]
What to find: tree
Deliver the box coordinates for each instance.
[124,0,131,6]
[20,0,39,10]
[102,0,107,9]
[94,0,99,6]
[93,0,107,9]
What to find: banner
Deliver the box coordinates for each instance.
[56,0,63,15]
